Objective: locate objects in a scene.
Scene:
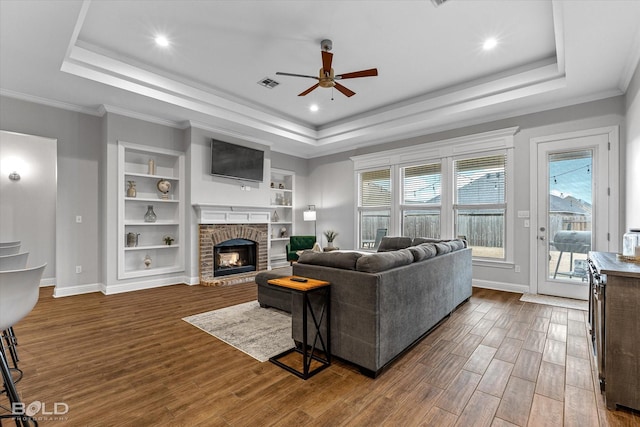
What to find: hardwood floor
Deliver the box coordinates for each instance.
[3,284,639,426]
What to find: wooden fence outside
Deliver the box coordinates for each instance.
[362,213,589,248]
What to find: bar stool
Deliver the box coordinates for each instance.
[0,263,45,427]
[0,244,21,256]
[0,241,20,248]
[0,252,30,372]
[0,253,29,271]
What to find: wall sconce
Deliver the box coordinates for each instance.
[8,171,20,181]
[303,205,317,238]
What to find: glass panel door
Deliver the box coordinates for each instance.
[535,131,609,300]
[546,150,593,283]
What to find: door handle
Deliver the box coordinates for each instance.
[539,236,546,241]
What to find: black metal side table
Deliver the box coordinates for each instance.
[267,276,330,379]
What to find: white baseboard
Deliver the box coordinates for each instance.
[102,275,189,295]
[53,282,103,298]
[40,277,56,287]
[473,279,529,294]
[185,276,200,285]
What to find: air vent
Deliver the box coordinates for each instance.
[257,77,279,89]
[431,0,450,6]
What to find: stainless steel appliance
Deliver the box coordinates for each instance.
[587,257,605,391]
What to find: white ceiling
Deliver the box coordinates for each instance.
[1,0,639,158]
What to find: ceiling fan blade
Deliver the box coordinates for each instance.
[276,72,319,80]
[335,68,378,80]
[334,82,356,97]
[322,51,333,75]
[298,83,320,96]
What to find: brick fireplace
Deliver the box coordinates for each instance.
[199,208,269,286]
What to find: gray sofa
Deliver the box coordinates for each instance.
[256,237,472,377]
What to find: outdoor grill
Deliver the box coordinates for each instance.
[550,230,591,279]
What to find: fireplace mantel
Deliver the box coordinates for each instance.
[193,204,271,224]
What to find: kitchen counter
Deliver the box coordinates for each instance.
[588,251,640,279]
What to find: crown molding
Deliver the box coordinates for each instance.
[0,88,102,116]
[619,24,640,92]
[99,104,187,129]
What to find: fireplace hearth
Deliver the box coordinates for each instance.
[214,238,256,277]
[199,222,268,286]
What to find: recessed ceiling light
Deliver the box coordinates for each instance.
[309,104,319,112]
[483,37,498,51]
[155,35,170,47]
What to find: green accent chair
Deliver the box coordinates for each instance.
[286,235,317,264]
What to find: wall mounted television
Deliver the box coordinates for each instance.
[210,139,264,182]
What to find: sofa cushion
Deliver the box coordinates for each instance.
[407,245,427,262]
[419,243,438,259]
[449,239,467,251]
[411,237,442,245]
[407,244,438,262]
[377,236,413,252]
[435,242,452,254]
[356,249,414,273]
[297,251,364,270]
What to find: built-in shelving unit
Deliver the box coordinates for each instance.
[118,141,185,279]
[269,168,294,268]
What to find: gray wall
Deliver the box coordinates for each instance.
[0,130,56,280]
[0,89,634,295]
[308,96,626,290]
[0,96,102,291]
[185,127,309,279]
[625,62,640,230]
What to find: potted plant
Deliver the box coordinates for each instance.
[163,236,175,246]
[323,230,339,248]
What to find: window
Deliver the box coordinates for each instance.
[454,154,506,259]
[401,163,441,239]
[358,168,391,249]
[352,126,516,261]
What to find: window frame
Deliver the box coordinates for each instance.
[400,161,444,240]
[356,166,393,250]
[452,151,509,261]
[352,127,517,264]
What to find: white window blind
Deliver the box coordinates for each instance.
[403,163,441,204]
[454,155,506,206]
[360,169,391,207]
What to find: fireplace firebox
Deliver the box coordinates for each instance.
[214,238,257,277]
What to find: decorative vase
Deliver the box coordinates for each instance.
[143,255,152,269]
[327,241,334,248]
[148,159,155,175]
[127,181,137,198]
[272,210,279,222]
[126,232,139,247]
[144,205,157,222]
[623,229,640,259]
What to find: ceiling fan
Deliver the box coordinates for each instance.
[276,39,378,98]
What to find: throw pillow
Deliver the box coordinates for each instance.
[411,237,442,246]
[297,251,364,270]
[407,245,426,262]
[419,243,438,259]
[434,242,452,255]
[356,249,414,273]
[376,236,413,252]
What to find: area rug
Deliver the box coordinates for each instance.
[183,301,293,362]
[520,293,588,311]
